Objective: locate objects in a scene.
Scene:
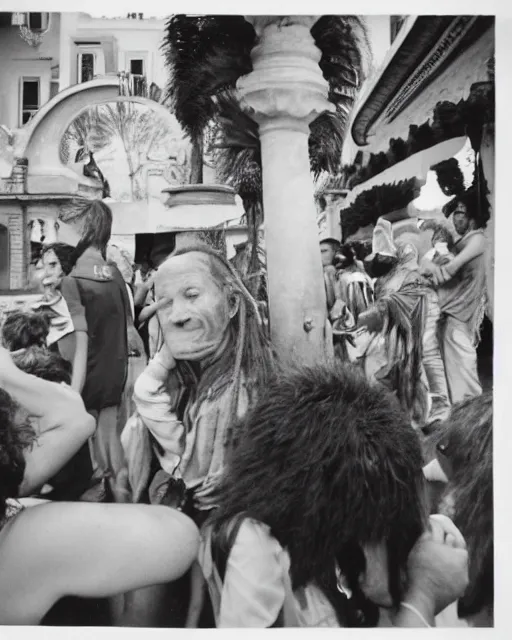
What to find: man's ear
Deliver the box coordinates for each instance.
[228,291,240,319]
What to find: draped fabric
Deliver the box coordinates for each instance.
[337,266,374,323]
[373,282,430,426]
[122,358,251,510]
[359,268,430,426]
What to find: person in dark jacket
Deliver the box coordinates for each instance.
[56,199,130,489]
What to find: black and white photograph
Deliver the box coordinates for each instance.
[0,4,500,633]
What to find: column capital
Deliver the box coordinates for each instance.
[244,15,321,36]
[237,15,334,128]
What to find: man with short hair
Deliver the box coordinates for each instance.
[319,236,342,318]
[421,190,487,404]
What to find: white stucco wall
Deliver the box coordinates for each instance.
[0,14,61,131]
[59,14,167,90]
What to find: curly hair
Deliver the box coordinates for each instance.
[0,389,35,520]
[210,363,427,606]
[1,311,49,351]
[437,393,493,619]
[12,346,72,385]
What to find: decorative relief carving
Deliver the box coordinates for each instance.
[237,17,333,126]
[384,16,476,122]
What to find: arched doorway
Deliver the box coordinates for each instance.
[16,77,191,197]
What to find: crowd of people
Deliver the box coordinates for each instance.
[321,186,488,431]
[0,192,492,628]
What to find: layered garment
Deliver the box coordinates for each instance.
[123,351,252,512]
[359,268,430,427]
[336,264,374,323]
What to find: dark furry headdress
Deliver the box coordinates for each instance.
[210,362,427,600]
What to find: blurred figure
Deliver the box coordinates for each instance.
[36,243,88,393]
[0,347,199,626]
[57,199,130,490]
[356,220,430,427]
[421,191,487,404]
[135,235,177,359]
[319,236,342,316]
[106,242,147,453]
[2,311,91,502]
[434,394,493,626]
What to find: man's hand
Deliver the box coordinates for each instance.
[404,515,469,620]
[420,261,448,286]
[156,343,176,371]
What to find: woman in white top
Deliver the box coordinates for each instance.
[199,363,468,628]
[0,347,199,625]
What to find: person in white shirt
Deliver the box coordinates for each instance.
[200,363,468,628]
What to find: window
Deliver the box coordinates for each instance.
[20,78,40,126]
[27,12,50,32]
[130,59,144,76]
[78,52,95,83]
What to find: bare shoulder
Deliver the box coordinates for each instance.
[0,501,197,566]
[0,502,199,624]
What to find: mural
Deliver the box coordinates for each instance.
[59,101,192,202]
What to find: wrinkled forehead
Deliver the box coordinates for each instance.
[154,252,217,294]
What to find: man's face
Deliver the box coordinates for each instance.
[29,259,46,291]
[453,203,470,237]
[154,252,233,361]
[320,242,336,267]
[42,250,64,290]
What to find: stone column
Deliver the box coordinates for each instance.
[237,16,334,364]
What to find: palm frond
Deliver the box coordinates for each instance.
[162,15,255,138]
[311,15,371,107]
[162,14,370,216]
[309,107,350,179]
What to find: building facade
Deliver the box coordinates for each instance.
[0,11,166,132]
[0,11,171,303]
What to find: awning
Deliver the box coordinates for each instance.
[341,136,468,209]
[109,197,244,236]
